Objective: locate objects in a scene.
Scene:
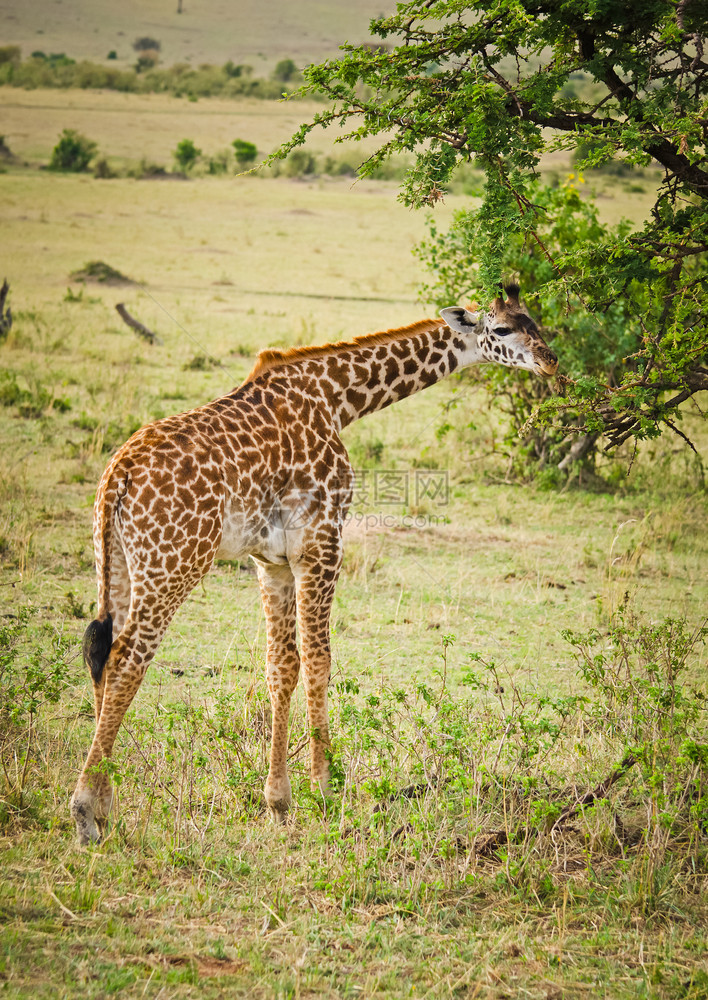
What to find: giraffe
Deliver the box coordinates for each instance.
[71,284,558,844]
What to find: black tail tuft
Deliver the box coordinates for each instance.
[82,616,113,684]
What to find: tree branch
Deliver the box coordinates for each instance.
[577,27,708,189]
[115,303,162,345]
[551,753,638,831]
[0,279,11,339]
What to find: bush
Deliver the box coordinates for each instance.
[48,129,97,172]
[93,157,116,179]
[416,178,638,479]
[272,58,298,83]
[206,150,231,175]
[223,61,251,78]
[321,154,357,177]
[0,45,21,65]
[133,36,161,52]
[0,52,300,101]
[0,135,15,162]
[0,608,73,814]
[282,149,317,177]
[70,260,133,284]
[107,50,117,60]
[173,138,201,172]
[0,371,71,417]
[135,50,159,72]
[130,158,168,179]
[232,138,257,167]
[68,61,131,90]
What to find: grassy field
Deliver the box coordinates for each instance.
[1,0,385,71]
[1,87,707,998]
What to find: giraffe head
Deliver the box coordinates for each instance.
[441,284,558,378]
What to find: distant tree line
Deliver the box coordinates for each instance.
[0,46,308,101]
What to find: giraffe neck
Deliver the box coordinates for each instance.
[274,321,484,430]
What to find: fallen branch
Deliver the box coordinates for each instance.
[475,829,509,857]
[0,279,11,338]
[474,754,639,858]
[115,303,162,345]
[551,752,638,831]
[353,755,640,854]
[372,775,440,814]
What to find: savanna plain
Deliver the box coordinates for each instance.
[1,52,708,1000]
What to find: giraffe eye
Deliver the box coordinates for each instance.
[494,326,512,336]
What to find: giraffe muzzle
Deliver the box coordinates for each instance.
[536,349,559,378]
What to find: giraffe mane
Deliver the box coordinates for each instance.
[241,317,443,385]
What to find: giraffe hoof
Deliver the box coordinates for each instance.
[70,798,102,846]
[264,774,291,821]
[267,800,291,824]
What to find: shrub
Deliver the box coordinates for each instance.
[130,158,168,179]
[69,260,133,284]
[416,178,639,479]
[183,353,219,371]
[321,153,358,177]
[31,52,75,67]
[223,61,251,78]
[93,157,116,179]
[0,52,300,100]
[282,149,317,177]
[0,45,21,65]
[135,50,159,72]
[0,135,16,162]
[0,608,73,812]
[0,371,71,417]
[272,58,298,83]
[68,61,137,92]
[107,50,117,60]
[173,138,201,172]
[133,37,161,52]
[207,150,231,175]
[48,129,97,172]
[232,138,257,168]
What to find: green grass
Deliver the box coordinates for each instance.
[1,88,707,998]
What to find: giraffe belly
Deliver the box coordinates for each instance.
[217,499,289,565]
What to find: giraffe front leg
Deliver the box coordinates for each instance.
[256,563,300,823]
[301,636,332,798]
[294,540,342,801]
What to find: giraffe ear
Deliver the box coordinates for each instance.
[440,307,479,333]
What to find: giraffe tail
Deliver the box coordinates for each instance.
[82,616,113,683]
[82,471,120,684]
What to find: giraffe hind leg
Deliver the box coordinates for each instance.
[71,605,175,845]
[87,529,131,724]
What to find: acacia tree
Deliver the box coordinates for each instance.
[278,0,708,474]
